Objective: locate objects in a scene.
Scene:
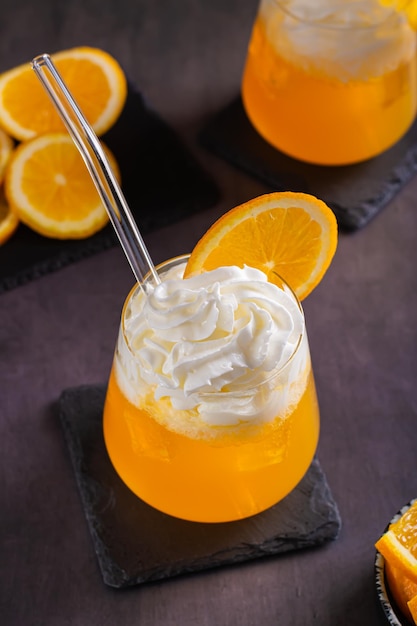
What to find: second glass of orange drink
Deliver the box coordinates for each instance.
[241,0,417,165]
[103,192,338,523]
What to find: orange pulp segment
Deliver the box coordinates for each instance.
[0,46,127,141]
[184,191,338,301]
[408,594,417,624]
[376,500,417,584]
[4,132,120,239]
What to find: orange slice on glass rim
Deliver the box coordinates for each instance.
[376,499,417,585]
[0,46,127,141]
[184,191,338,301]
[4,132,120,239]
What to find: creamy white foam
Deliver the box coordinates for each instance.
[114,261,309,433]
[259,0,416,81]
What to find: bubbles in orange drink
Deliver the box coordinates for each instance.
[103,364,319,523]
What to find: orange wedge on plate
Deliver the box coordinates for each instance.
[0,46,127,141]
[4,132,120,239]
[376,499,417,584]
[0,186,19,245]
[184,191,338,300]
[385,560,417,622]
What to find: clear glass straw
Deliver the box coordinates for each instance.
[31,53,160,291]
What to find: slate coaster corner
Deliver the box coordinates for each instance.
[58,383,341,588]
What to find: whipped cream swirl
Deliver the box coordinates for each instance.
[116,263,307,427]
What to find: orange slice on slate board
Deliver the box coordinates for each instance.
[0,186,19,245]
[184,191,338,301]
[4,132,120,239]
[0,127,14,184]
[0,46,127,141]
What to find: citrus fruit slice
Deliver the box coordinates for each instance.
[4,132,120,239]
[0,127,14,184]
[376,499,417,584]
[408,594,417,624]
[0,47,127,141]
[385,560,417,622]
[0,186,18,245]
[184,191,338,300]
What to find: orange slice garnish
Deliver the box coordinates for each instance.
[0,47,127,141]
[376,500,417,585]
[0,186,18,245]
[4,132,120,239]
[184,191,338,300]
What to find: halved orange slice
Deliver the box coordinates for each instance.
[0,186,18,245]
[4,132,120,239]
[0,47,127,141]
[184,191,338,300]
[376,500,417,584]
[385,560,417,622]
[0,127,14,184]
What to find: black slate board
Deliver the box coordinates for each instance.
[199,97,417,231]
[0,86,219,294]
[58,384,342,589]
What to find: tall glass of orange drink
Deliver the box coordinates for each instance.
[242,0,417,165]
[103,254,320,523]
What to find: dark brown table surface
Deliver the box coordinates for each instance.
[1,1,417,624]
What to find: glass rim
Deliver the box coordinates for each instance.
[120,254,307,396]
[270,0,400,31]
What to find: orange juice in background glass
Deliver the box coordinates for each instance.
[241,0,417,165]
[103,255,320,523]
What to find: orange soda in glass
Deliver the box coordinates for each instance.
[103,255,320,523]
[241,0,417,165]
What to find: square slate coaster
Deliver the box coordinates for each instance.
[57,384,341,589]
[199,96,417,230]
[0,85,219,294]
